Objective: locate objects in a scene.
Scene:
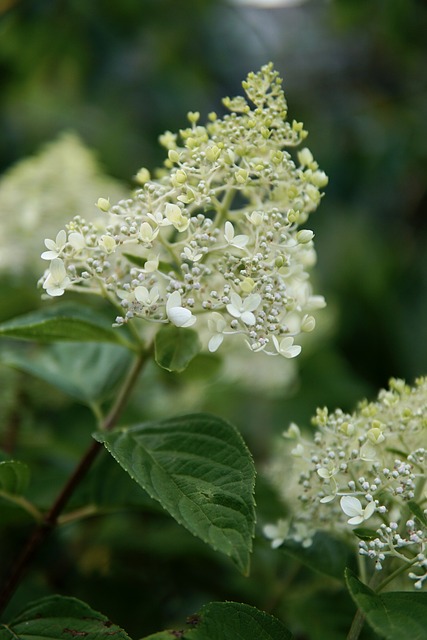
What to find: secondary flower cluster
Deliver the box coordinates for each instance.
[0,133,125,276]
[39,64,327,357]
[265,377,427,589]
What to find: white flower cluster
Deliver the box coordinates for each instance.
[0,133,126,276]
[265,377,427,589]
[40,63,327,357]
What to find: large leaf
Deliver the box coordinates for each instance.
[281,531,354,580]
[1,342,131,404]
[0,594,132,640]
[0,461,30,495]
[95,413,256,574]
[346,569,427,640]
[140,601,293,640]
[154,324,201,372]
[0,304,125,344]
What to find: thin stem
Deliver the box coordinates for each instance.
[0,348,150,617]
[346,608,365,640]
[0,491,43,523]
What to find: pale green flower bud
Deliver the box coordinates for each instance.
[187,111,200,124]
[297,148,314,167]
[168,149,180,164]
[297,229,314,244]
[301,314,316,332]
[235,168,249,184]
[135,168,151,185]
[96,197,111,212]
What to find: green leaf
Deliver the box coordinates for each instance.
[154,324,201,372]
[0,304,124,344]
[345,569,427,640]
[281,531,354,580]
[0,594,132,640]
[1,342,131,404]
[140,601,292,640]
[352,527,379,541]
[0,461,30,495]
[95,413,256,574]
[407,500,427,527]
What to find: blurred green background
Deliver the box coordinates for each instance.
[0,1,426,638]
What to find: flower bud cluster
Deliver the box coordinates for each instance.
[265,377,427,588]
[39,64,327,357]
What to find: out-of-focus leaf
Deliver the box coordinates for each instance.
[281,531,354,580]
[0,461,30,495]
[0,594,132,640]
[346,569,427,640]
[154,325,201,372]
[1,342,131,404]
[0,304,125,344]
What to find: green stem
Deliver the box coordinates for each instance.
[0,348,150,617]
[0,491,43,523]
[346,608,365,640]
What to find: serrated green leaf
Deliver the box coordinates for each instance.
[1,342,131,404]
[0,461,30,495]
[95,413,256,574]
[140,601,293,640]
[0,304,124,344]
[345,569,427,640]
[154,325,201,372]
[407,500,427,526]
[0,594,132,640]
[281,531,354,580]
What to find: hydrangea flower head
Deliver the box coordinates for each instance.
[265,377,427,589]
[39,64,327,357]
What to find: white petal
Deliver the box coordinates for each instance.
[231,234,249,248]
[226,304,241,319]
[44,238,56,250]
[168,306,195,328]
[208,334,224,352]
[41,250,58,260]
[243,293,261,312]
[166,291,182,311]
[56,230,67,245]
[229,291,242,309]
[348,515,364,526]
[320,495,335,504]
[50,258,67,282]
[363,502,376,520]
[340,496,362,518]
[134,286,149,304]
[224,221,234,242]
[240,310,256,326]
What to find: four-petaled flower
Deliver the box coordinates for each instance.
[41,230,67,260]
[272,335,302,359]
[166,291,196,327]
[135,285,160,306]
[224,221,248,249]
[226,292,261,326]
[42,258,71,297]
[340,496,376,525]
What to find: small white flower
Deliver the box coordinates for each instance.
[42,258,71,297]
[41,230,67,260]
[207,312,227,352]
[224,221,248,248]
[340,496,376,526]
[165,203,189,232]
[166,291,196,328]
[272,335,302,359]
[263,519,290,549]
[142,254,160,273]
[139,222,159,243]
[135,285,160,306]
[98,235,116,253]
[226,292,261,325]
[68,232,86,251]
[183,246,203,262]
[146,210,173,227]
